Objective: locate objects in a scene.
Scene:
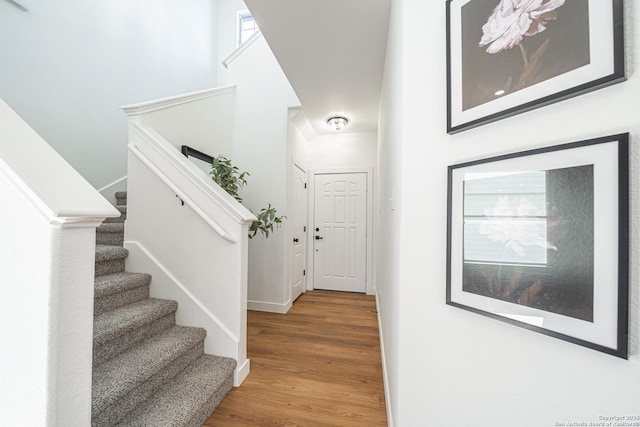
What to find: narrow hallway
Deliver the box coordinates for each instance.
[203,290,387,426]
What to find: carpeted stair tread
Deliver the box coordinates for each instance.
[114,354,236,427]
[92,325,206,415]
[94,272,152,315]
[93,313,175,367]
[97,222,125,233]
[115,191,127,203]
[94,298,177,346]
[96,222,125,246]
[91,190,235,425]
[95,245,128,262]
[95,272,151,298]
[95,245,129,276]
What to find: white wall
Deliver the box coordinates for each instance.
[0,0,220,190]
[376,0,404,422]
[127,87,236,159]
[288,109,311,170]
[378,0,640,426]
[308,131,377,170]
[226,35,301,312]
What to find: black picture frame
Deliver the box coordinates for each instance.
[446,133,629,358]
[446,0,625,134]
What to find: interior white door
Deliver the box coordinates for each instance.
[313,173,367,293]
[290,164,308,302]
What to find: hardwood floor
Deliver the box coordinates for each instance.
[203,290,388,427]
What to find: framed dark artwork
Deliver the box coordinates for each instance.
[446,133,629,358]
[446,0,625,133]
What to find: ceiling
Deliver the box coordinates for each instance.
[244,0,392,136]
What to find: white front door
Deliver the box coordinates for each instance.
[313,173,367,293]
[290,164,308,302]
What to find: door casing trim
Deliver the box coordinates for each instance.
[289,161,309,303]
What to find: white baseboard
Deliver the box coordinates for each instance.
[97,176,127,205]
[375,290,393,427]
[234,358,250,387]
[247,299,292,314]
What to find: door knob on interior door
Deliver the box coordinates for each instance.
[293,238,299,243]
[315,235,323,240]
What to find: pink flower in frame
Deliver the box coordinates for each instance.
[479,0,565,54]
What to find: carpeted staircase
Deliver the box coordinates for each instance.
[92,191,235,427]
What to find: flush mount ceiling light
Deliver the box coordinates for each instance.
[327,116,349,131]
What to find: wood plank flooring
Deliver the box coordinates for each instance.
[203,290,388,427]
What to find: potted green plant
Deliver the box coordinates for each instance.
[209,155,284,239]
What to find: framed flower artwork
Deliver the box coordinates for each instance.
[446,133,629,358]
[446,0,625,134]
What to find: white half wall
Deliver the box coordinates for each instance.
[0,171,56,426]
[0,98,118,426]
[122,87,236,159]
[0,175,99,427]
[124,122,255,385]
[0,0,220,190]
[378,0,640,425]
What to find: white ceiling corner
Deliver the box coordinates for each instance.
[244,0,391,136]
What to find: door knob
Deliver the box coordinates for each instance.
[293,238,299,243]
[315,235,323,240]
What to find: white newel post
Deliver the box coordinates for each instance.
[49,218,109,426]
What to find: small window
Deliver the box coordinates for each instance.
[238,11,258,46]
